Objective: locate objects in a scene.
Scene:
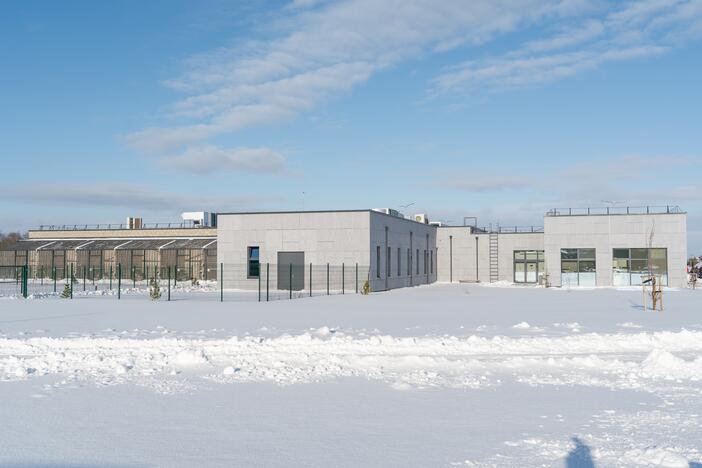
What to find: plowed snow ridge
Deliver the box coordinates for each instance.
[2,330,702,391]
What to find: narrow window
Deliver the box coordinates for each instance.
[397,247,401,276]
[407,249,411,276]
[387,246,391,277]
[247,247,260,278]
[424,250,427,274]
[430,250,433,274]
[376,246,381,278]
[416,249,420,274]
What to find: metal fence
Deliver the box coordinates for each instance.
[220,263,371,301]
[0,263,371,302]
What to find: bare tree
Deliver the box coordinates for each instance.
[0,232,25,250]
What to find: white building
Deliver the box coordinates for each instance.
[217,205,687,290]
[6,205,687,291]
[216,209,437,292]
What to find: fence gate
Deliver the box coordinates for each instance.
[277,251,305,291]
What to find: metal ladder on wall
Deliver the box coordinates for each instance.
[488,232,499,283]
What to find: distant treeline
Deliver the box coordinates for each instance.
[0,232,25,250]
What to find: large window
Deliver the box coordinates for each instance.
[514,250,544,283]
[613,248,668,286]
[247,246,260,278]
[561,248,596,286]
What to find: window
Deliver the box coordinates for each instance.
[387,246,391,277]
[397,247,401,276]
[407,249,411,276]
[561,248,596,286]
[416,249,420,274]
[430,250,433,274]
[376,246,381,278]
[513,250,544,283]
[613,248,667,286]
[247,247,260,278]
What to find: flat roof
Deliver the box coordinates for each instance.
[4,238,216,252]
[546,206,684,217]
[216,209,435,227]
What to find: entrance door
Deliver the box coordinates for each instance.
[277,251,305,291]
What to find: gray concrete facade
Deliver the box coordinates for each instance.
[214,207,687,291]
[216,210,437,291]
[436,228,544,283]
[544,212,687,288]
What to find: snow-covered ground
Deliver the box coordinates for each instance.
[1,283,701,467]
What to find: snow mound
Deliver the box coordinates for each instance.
[625,446,690,467]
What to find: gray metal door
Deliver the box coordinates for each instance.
[277,251,305,291]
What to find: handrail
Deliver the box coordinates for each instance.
[473,226,544,233]
[545,205,683,216]
[34,222,211,231]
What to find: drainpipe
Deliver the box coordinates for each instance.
[385,226,389,291]
[449,235,453,283]
[475,236,479,282]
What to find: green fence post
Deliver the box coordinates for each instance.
[117,263,121,300]
[327,263,330,295]
[220,263,223,302]
[289,263,293,300]
[83,266,86,291]
[109,265,113,290]
[167,266,171,302]
[309,263,312,297]
[132,266,136,289]
[53,266,57,293]
[355,263,358,293]
[70,264,73,299]
[258,269,261,302]
[41,266,44,286]
[22,265,28,298]
[266,263,269,302]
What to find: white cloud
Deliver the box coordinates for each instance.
[1,183,279,212]
[431,0,702,95]
[443,176,536,193]
[125,0,586,153]
[161,145,286,175]
[123,0,702,155]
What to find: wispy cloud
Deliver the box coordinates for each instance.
[124,0,587,153]
[438,155,696,200]
[442,176,536,193]
[160,145,286,175]
[2,183,280,212]
[431,0,702,95]
[122,0,702,165]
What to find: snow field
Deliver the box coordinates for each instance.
[3,328,702,394]
[2,283,702,466]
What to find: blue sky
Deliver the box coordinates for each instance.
[1,0,701,251]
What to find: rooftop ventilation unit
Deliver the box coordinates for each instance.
[181,211,215,227]
[126,217,143,229]
[414,213,429,224]
[372,208,403,218]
